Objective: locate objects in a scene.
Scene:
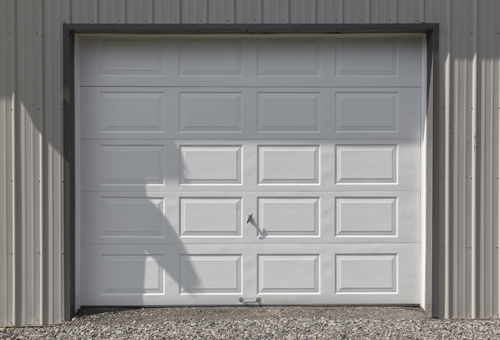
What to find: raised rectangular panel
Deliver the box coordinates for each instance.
[100,92,163,132]
[180,93,241,132]
[180,198,241,236]
[180,39,242,76]
[180,146,241,184]
[258,39,320,76]
[336,145,397,184]
[336,39,397,76]
[258,198,319,236]
[336,254,397,293]
[100,38,163,76]
[258,255,319,293]
[335,93,397,132]
[101,197,164,237]
[258,93,319,132]
[336,198,397,236]
[102,255,163,294]
[101,145,163,185]
[258,146,319,184]
[180,255,241,294]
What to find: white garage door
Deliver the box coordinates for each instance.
[77,35,423,306]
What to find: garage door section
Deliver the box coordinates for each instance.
[78,35,422,306]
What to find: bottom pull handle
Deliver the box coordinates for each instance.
[239,297,261,304]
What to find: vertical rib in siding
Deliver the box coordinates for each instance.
[370,0,396,24]
[316,0,342,23]
[182,0,208,23]
[0,0,6,325]
[289,0,315,24]
[396,0,424,23]
[126,0,153,23]
[153,0,180,23]
[477,0,500,319]
[72,0,98,24]
[478,0,490,319]
[208,0,235,23]
[493,0,500,319]
[424,0,452,319]
[262,0,288,24]
[343,0,370,23]
[98,0,126,23]
[44,0,70,325]
[236,0,262,23]
[450,0,477,318]
[0,0,15,327]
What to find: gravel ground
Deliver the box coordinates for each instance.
[1,306,499,339]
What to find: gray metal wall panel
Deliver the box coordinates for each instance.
[126,0,153,23]
[262,0,288,24]
[0,0,15,327]
[370,0,396,23]
[316,0,342,23]
[289,0,316,23]
[343,0,370,23]
[182,0,208,23]
[153,0,181,23]
[98,0,126,23]
[477,0,500,319]
[1,0,499,324]
[397,0,424,23]
[208,0,235,23]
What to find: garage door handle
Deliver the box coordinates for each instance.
[246,214,253,224]
[239,297,261,304]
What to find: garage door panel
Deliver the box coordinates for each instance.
[81,244,253,306]
[80,140,419,192]
[180,197,242,237]
[81,244,169,306]
[79,35,423,307]
[257,197,320,237]
[333,140,420,190]
[180,145,242,184]
[253,243,419,304]
[334,37,421,87]
[257,38,321,76]
[80,87,418,140]
[80,140,179,192]
[258,145,320,184]
[80,36,421,87]
[79,87,172,140]
[80,140,173,192]
[331,243,420,304]
[258,255,320,293]
[333,88,421,139]
[257,92,320,133]
[179,254,242,294]
[179,92,243,133]
[81,191,418,244]
[81,87,336,140]
[80,192,178,244]
[79,36,175,87]
[333,191,420,243]
[81,243,418,305]
[179,38,243,76]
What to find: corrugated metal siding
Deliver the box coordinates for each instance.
[0,0,498,324]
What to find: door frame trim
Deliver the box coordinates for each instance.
[63,23,439,318]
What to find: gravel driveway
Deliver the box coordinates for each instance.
[1,306,499,339]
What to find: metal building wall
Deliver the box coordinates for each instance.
[0,0,498,325]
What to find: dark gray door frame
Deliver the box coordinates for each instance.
[63,23,439,318]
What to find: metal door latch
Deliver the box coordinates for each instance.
[246,213,253,224]
[239,297,261,304]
